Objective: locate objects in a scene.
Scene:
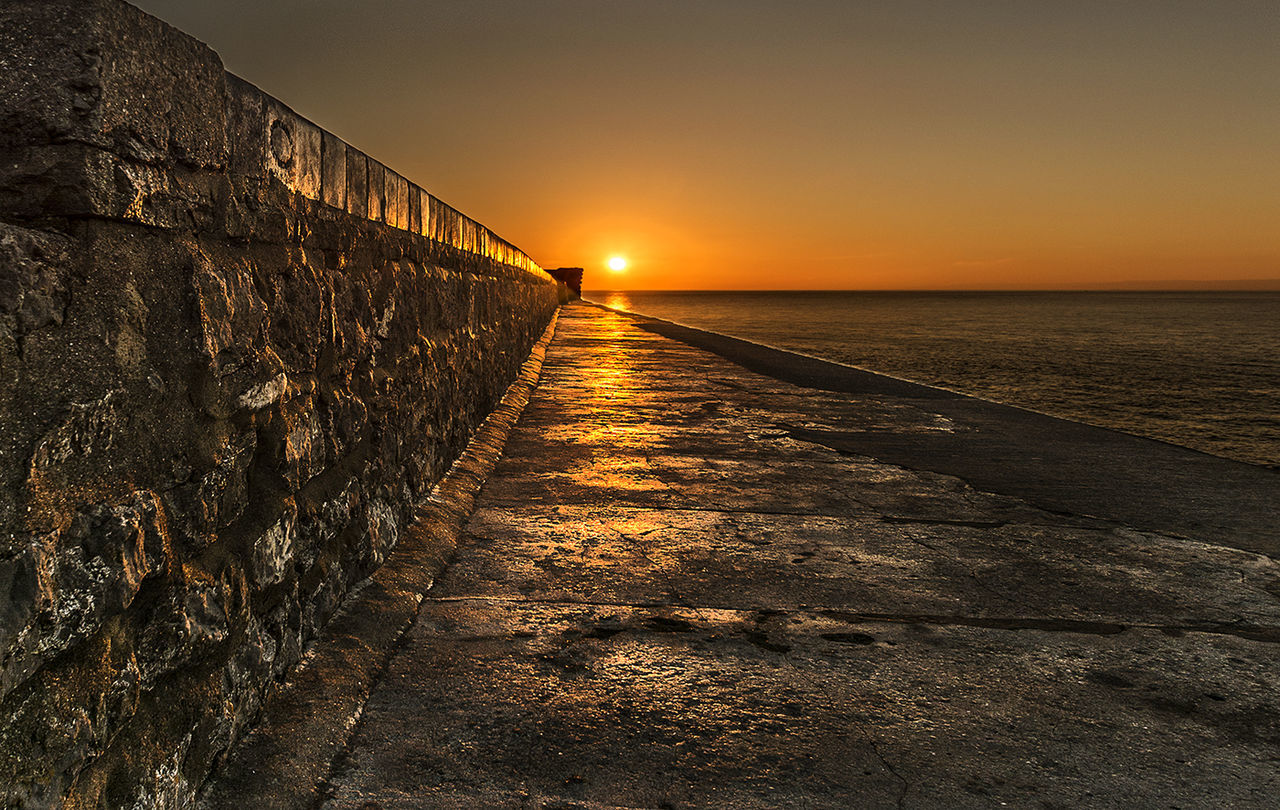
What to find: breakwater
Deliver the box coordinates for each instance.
[0,0,558,805]
[226,302,1280,808]
[593,290,1280,468]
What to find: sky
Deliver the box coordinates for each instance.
[130,0,1280,290]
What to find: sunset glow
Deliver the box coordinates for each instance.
[607,257,628,272]
[131,0,1280,290]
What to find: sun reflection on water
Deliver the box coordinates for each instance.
[603,292,632,312]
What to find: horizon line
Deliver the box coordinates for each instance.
[581,283,1280,293]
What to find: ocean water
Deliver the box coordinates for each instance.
[586,290,1280,468]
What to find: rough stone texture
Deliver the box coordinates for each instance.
[0,1,557,806]
[320,304,1280,809]
[198,314,559,810]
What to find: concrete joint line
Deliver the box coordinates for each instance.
[419,595,1280,646]
[196,310,562,810]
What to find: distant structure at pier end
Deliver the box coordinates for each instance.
[549,267,585,298]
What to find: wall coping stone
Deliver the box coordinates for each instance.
[0,0,546,278]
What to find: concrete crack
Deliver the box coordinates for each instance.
[606,522,684,603]
[638,446,690,504]
[881,515,1009,529]
[809,664,909,807]
[869,739,909,809]
[420,594,1280,646]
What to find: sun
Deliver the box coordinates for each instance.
[607,256,628,272]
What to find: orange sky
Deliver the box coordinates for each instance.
[134,0,1280,290]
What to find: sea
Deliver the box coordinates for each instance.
[585,290,1280,468]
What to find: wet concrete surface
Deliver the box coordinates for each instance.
[636,319,1280,555]
[323,303,1280,808]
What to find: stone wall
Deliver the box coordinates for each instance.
[0,1,559,805]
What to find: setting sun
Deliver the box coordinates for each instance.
[607,256,628,272]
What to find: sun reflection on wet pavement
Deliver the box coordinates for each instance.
[600,291,632,312]
[323,302,1280,809]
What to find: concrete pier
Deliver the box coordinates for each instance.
[230,302,1280,808]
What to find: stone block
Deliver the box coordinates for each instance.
[0,144,97,221]
[426,194,441,242]
[252,506,298,587]
[0,491,169,701]
[321,131,347,211]
[282,397,326,490]
[226,76,269,178]
[346,149,368,218]
[162,430,254,548]
[0,0,227,167]
[294,122,323,200]
[364,499,399,567]
[0,0,230,223]
[465,218,477,253]
[408,184,422,235]
[266,102,321,199]
[0,1,102,150]
[396,176,410,231]
[437,204,450,245]
[382,169,397,228]
[193,250,269,376]
[367,160,385,223]
[443,205,460,249]
[383,170,408,230]
[0,225,72,416]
